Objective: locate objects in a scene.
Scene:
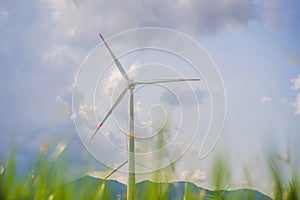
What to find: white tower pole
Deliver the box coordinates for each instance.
[127,86,136,200]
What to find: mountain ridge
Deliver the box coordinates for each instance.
[65,175,272,200]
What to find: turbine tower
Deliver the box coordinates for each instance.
[90,33,200,200]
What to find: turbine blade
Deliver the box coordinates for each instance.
[90,87,128,141]
[134,78,200,85]
[104,160,128,180]
[99,33,130,81]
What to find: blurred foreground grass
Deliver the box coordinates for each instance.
[0,145,299,200]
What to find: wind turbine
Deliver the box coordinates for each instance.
[90,33,200,200]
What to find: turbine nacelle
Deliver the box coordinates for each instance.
[127,80,135,90]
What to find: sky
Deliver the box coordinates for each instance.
[1,0,300,196]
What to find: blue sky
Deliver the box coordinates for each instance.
[0,0,300,195]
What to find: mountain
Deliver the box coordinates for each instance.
[64,175,272,200]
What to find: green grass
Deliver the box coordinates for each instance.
[0,145,299,200]
[0,147,71,200]
[267,156,300,200]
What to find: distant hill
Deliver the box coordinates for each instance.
[64,175,272,200]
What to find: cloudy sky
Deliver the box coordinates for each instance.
[1,0,300,195]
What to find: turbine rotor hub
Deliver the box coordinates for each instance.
[128,80,135,90]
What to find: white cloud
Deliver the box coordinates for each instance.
[190,169,206,182]
[180,170,191,180]
[128,61,140,79]
[0,10,9,24]
[179,169,206,182]
[39,0,262,40]
[291,94,300,116]
[70,113,77,120]
[291,75,300,90]
[0,8,10,27]
[114,176,128,185]
[291,75,300,116]
[42,45,84,70]
[101,61,140,96]
[78,104,97,120]
[87,170,128,184]
[261,96,271,104]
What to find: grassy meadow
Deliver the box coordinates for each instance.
[0,144,299,200]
